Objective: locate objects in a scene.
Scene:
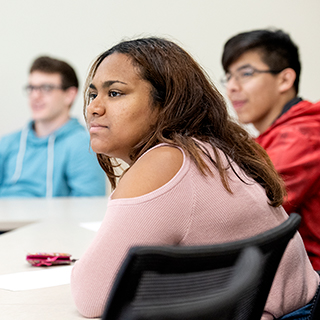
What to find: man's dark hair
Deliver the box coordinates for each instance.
[30,56,79,89]
[222,29,301,93]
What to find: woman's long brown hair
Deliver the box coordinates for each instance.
[84,37,286,207]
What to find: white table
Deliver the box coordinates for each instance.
[0,197,108,320]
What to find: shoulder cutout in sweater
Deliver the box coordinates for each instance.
[112,145,184,200]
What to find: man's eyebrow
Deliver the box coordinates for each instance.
[236,64,252,71]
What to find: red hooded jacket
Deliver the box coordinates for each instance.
[256,100,320,270]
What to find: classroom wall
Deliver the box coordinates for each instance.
[0,0,319,137]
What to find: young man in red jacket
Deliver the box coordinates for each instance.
[221,29,320,271]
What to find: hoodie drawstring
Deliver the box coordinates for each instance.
[11,127,56,198]
[11,126,29,183]
[46,134,55,198]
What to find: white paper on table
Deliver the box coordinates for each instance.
[80,221,102,232]
[0,265,73,291]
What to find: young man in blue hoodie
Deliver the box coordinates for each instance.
[0,56,106,197]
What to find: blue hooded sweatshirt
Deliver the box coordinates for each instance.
[0,118,106,197]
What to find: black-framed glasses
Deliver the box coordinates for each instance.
[24,84,64,95]
[220,66,284,86]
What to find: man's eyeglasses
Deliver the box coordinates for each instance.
[220,66,283,86]
[24,84,64,95]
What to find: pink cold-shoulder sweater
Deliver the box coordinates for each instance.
[71,143,319,319]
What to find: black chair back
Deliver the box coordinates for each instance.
[102,213,301,320]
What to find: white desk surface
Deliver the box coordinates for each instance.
[0,197,108,320]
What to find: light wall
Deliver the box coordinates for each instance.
[1,0,319,138]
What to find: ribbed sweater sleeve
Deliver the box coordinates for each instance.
[71,148,194,317]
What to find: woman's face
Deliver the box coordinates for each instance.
[86,53,159,164]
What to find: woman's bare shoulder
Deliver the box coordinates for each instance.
[112,146,184,199]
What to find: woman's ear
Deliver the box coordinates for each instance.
[278,68,296,93]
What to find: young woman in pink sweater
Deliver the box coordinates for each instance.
[71,37,319,319]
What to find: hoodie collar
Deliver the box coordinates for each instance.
[27,118,78,143]
[276,97,303,121]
